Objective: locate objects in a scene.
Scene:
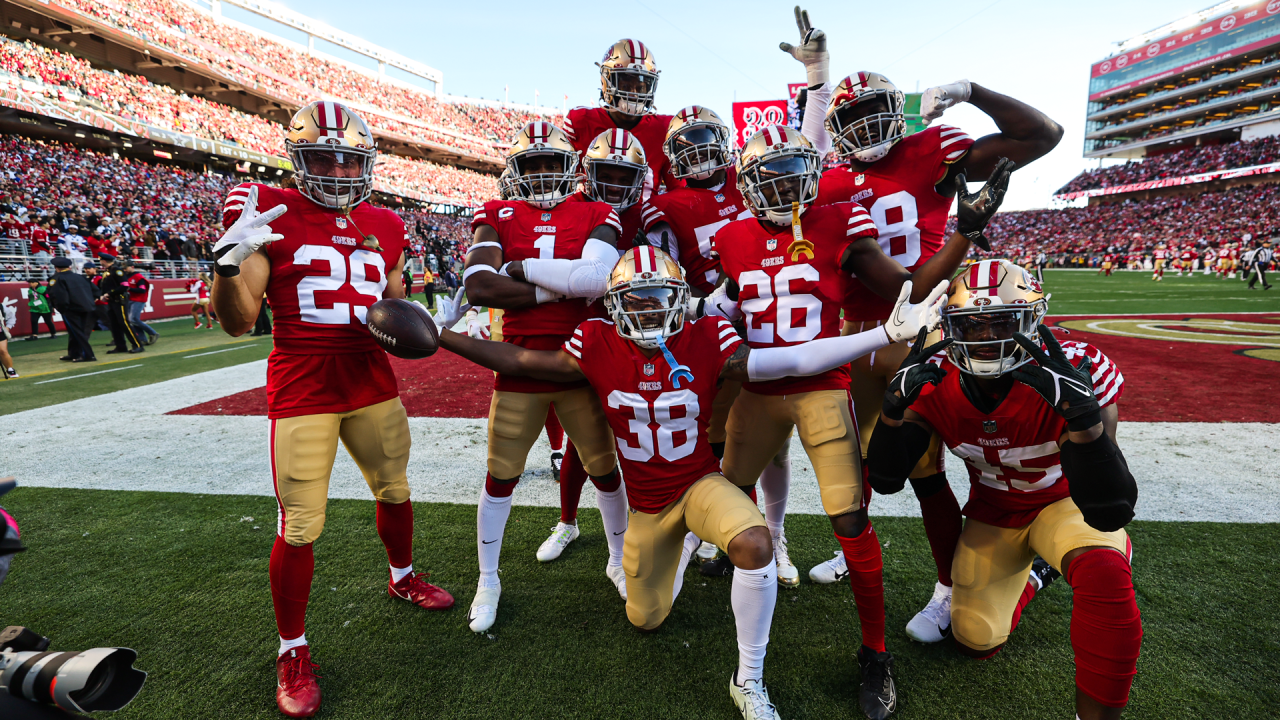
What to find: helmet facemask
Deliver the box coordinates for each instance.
[601,68,659,116]
[508,150,578,209]
[827,91,906,163]
[289,146,376,212]
[584,158,646,211]
[943,303,1047,377]
[667,123,732,180]
[740,150,821,225]
[605,278,688,349]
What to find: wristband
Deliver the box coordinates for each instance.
[1066,407,1103,433]
[214,264,240,278]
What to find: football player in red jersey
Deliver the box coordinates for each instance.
[710,124,1001,720]
[867,260,1141,720]
[434,245,946,720]
[210,100,454,719]
[1152,243,1168,281]
[780,9,1062,644]
[564,39,680,196]
[462,121,629,632]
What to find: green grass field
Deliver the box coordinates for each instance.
[1,488,1276,719]
[1040,268,1280,315]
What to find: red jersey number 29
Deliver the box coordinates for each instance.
[294,245,387,325]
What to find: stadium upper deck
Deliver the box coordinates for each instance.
[1085,0,1280,160]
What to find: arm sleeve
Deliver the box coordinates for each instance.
[745,325,890,382]
[800,81,833,155]
[866,418,934,495]
[522,238,622,298]
[1060,432,1137,532]
[221,183,255,227]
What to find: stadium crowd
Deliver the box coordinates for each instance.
[1059,135,1280,193]
[53,0,559,157]
[1092,50,1280,115]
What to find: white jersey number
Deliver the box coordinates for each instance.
[739,264,823,344]
[951,441,1062,493]
[607,390,700,463]
[293,246,387,325]
[868,191,921,269]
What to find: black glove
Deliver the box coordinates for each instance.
[955,157,1015,252]
[1011,325,1101,432]
[882,328,953,422]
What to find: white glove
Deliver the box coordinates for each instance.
[883,280,949,343]
[920,80,972,123]
[465,309,490,339]
[686,283,742,322]
[213,186,286,277]
[779,6,828,88]
[424,288,471,332]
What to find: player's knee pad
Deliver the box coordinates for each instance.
[626,600,669,632]
[1066,548,1142,708]
[951,604,1006,653]
[280,500,327,546]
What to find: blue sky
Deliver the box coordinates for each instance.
[224,0,1218,209]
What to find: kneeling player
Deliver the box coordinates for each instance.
[436,246,945,720]
[867,260,1142,720]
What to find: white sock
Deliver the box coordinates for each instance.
[759,455,790,538]
[595,483,628,568]
[673,532,701,603]
[732,563,777,684]
[477,489,512,588]
[278,633,308,656]
[390,564,412,584]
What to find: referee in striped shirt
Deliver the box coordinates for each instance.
[1245,239,1274,290]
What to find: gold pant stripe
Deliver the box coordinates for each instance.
[487,387,616,479]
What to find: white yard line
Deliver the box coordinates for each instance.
[3,360,1278,523]
[183,344,259,359]
[32,364,143,384]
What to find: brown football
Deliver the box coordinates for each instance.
[366,298,439,359]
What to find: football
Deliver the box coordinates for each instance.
[366,298,439,359]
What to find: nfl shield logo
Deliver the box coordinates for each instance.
[335,217,348,229]
[983,420,998,434]
[643,362,655,377]
[715,193,725,202]
[766,238,778,251]
[541,213,552,221]
[855,174,866,186]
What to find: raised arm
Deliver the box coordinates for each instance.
[438,328,585,384]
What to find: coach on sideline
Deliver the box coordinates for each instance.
[46,256,97,362]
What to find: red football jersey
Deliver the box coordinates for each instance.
[188,278,209,300]
[471,197,621,393]
[715,202,878,396]
[566,192,642,251]
[639,167,751,294]
[911,341,1124,528]
[815,125,974,322]
[563,106,681,195]
[2,220,26,241]
[563,316,742,513]
[223,183,409,419]
[1153,248,1168,260]
[29,228,49,254]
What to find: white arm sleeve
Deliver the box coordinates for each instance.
[522,238,621,298]
[800,81,833,156]
[644,221,679,262]
[746,326,891,382]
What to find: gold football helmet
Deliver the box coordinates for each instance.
[942,259,1049,377]
[604,245,689,349]
[497,168,516,201]
[582,129,647,212]
[506,121,579,209]
[285,100,377,211]
[736,124,822,225]
[825,73,907,163]
[665,105,733,180]
[598,39,660,116]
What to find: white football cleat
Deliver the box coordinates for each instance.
[905,581,952,643]
[773,534,799,588]
[808,550,848,584]
[606,563,628,600]
[467,583,501,633]
[535,522,580,562]
[730,673,781,720]
[696,541,719,561]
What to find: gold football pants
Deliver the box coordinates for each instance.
[487,387,616,479]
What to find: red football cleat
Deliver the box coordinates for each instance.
[388,571,455,610]
[276,646,321,718]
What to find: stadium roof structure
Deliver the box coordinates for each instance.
[1082,0,1280,160]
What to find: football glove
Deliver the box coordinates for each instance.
[882,328,953,422]
[420,288,470,333]
[779,6,829,88]
[464,309,490,340]
[1011,325,1102,432]
[883,280,949,343]
[686,283,742,322]
[920,79,972,122]
[954,157,1015,252]
[212,186,287,277]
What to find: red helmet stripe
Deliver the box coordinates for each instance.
[987,260,999,295]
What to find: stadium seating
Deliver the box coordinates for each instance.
[1059,135,1280,194]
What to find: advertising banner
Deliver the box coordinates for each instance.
[1051,160,1280,201]
[732,100,788,147]
[1,278,200,337]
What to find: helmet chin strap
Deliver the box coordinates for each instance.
[655,336,694,389]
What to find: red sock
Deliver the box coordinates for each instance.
[590,469,621,493]
[836,525,886,653]
[559,440,587,524]
[746,485,758,504]
[1009,579,1038,633]
[544,409,564,453]
[376,500,414,569]
[916,481,961,587]
[270,536,314,641]
[1067,549,1143,708]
